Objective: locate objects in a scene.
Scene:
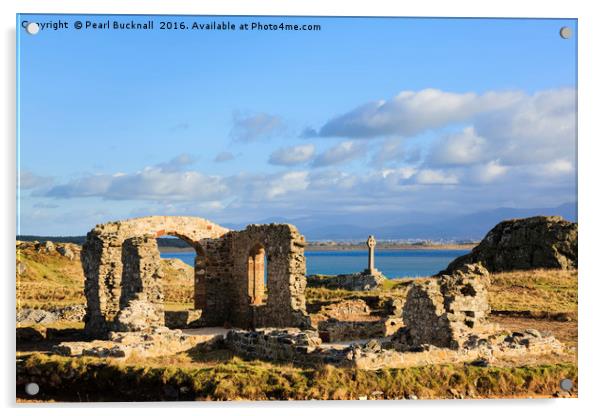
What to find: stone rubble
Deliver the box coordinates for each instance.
[224,326,564,370]
[226,328,324,364]
[16,305,86,325]
[164,310,203,329]
[16,240,82,261]
[53,326,223,359]
[307,270,387,291]
[310,298,404,342]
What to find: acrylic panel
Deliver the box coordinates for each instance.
[16,14,577,402]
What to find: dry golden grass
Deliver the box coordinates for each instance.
[488,269,577,314]
[305,276,430,304]
[16,245,85,309]
[16,245,196,309]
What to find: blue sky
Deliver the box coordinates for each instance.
[17,15,577,236]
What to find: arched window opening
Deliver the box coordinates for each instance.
[248,244,267,305]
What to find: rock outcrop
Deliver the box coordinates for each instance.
[439,216,577,274]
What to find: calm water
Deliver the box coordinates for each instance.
[161,249,468,279]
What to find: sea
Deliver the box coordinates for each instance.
[161,248,469,279]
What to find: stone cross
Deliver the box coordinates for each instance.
[366,235,377,274]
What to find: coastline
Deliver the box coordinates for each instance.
[158,243,476,254]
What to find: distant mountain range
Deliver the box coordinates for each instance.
[18,202,576,244]
[224,202,577,241]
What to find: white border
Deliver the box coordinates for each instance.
[3,1,600,415]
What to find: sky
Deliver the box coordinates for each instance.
[17,15,577,236]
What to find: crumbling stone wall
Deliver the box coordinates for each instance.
[82,216,310,336]
[194,236,233,326]
[82,216,229,336]
[396,263,493,350]
[221,224,310,329]
[226,328,325,365]
[114,237,164,331]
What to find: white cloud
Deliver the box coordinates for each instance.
[381,167,417,181]
[469,160,509,184]
[418,88,576,187]
[312,141,366,167]
[265,171,310,199]
[269,144,315,166]
[317,88,523,138]
[45,167,227,201]
[309,170,358,190]
[473,88,576,166]
[413,169,459,185]
[371,138,407,166]
[429,127,488,166]
[43,174,114,198]
[535,159,575,178]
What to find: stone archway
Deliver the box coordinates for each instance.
[81,216,229,336]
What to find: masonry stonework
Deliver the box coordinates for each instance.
[395,263,494,350]
[82,216,310,336]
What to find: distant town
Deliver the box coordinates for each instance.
[16,234,478,252]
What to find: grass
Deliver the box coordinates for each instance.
[16,244,196,309]
[306,277,427,304]
[17,244,85,309]
[17,353,577,401]
[488,269,577,314]
[307,269,577,316]
[16,242,577,318]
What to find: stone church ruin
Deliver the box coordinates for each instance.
[64,215,568,369]
[82,216,310,337]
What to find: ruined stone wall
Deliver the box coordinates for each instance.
[226,328,324,365]
[196,235,234,326]
[82,217,311,335]
[82,216,229,336]
[113,237,164,331]
[397,263,493,350]
[227,224,310,329]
